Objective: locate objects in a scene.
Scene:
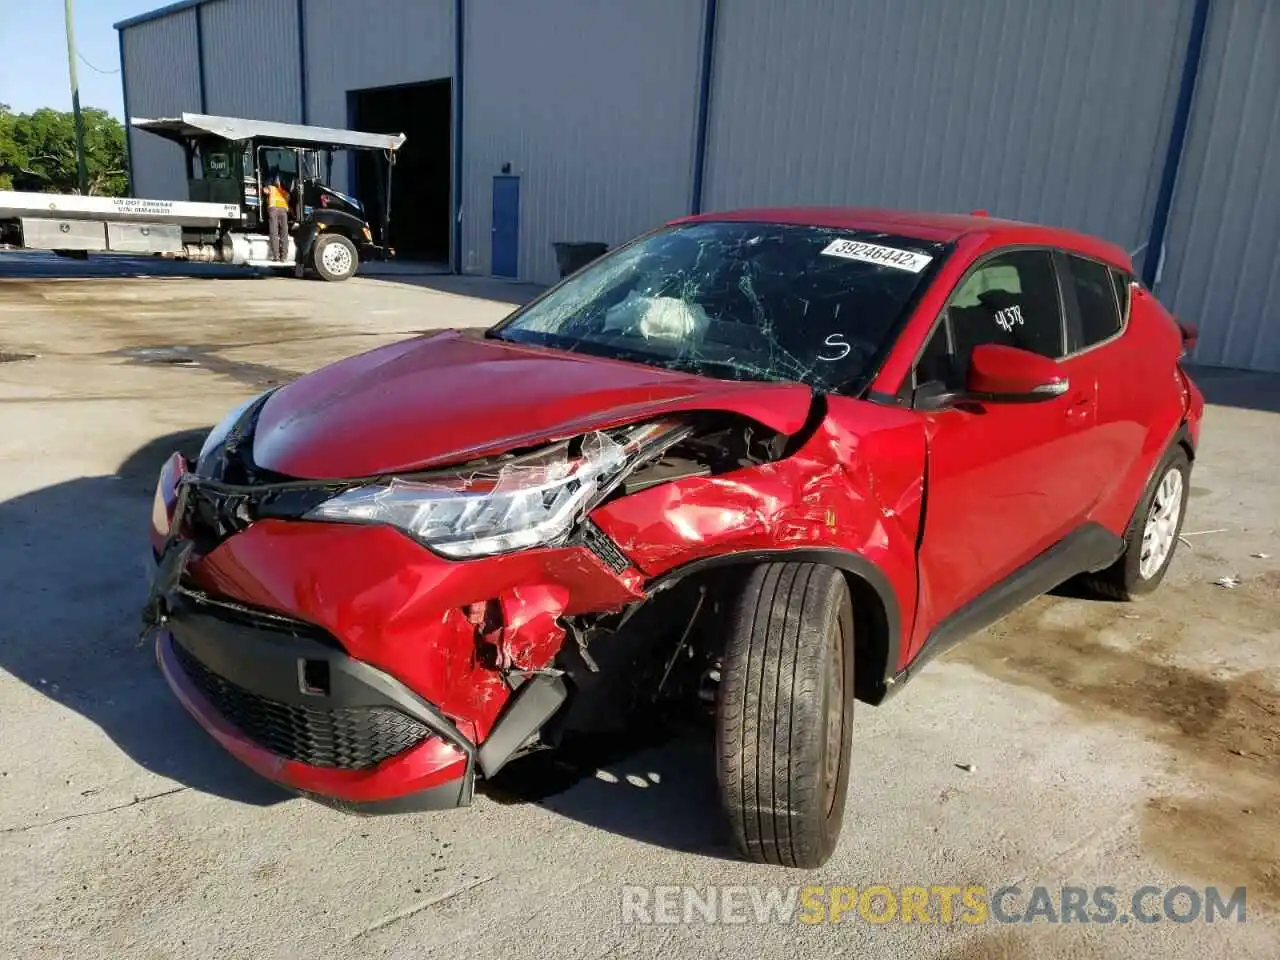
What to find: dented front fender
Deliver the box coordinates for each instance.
[592,395,927,671]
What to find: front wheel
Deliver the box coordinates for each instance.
[312,234,358,282]
[715,562,854,868]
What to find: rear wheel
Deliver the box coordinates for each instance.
[715,562,854,868]
[1081,446,1191,600]
[312,234,357,282]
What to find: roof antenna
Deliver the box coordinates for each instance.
[969,209,989,217]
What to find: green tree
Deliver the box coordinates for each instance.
[0,104,15,191]
[0,106,128,196]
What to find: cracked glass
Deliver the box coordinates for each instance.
[490,222,949,390]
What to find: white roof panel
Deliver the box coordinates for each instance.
[132,113,406,152]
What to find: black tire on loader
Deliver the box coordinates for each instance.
[715,562,855,868]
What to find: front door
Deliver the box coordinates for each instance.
[909,248,1100,647]
[491,175,520,279]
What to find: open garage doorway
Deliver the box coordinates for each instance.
[349,79,452,266]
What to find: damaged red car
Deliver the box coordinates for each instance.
[146,208,1203,868]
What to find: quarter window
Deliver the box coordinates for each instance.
[1068,255,1123,348]
[1110,268,1132,324]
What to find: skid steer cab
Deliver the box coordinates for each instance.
[133,113,406,281]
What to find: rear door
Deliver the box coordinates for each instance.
[908,248,1099,644]
[1054,252,1136,515]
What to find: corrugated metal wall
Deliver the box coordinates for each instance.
[1158,0,1280,372]
[703,0,1193,263]
[121,9,203,200]
[301,0,452,128]
[302,0,453,192]
[202,0,301,121]
[110,0,1280,370]
[461,0,704,283]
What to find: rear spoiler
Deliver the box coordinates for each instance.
[1134,279,1197,358]
[1176,319,1198,357]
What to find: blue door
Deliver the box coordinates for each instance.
[491,175,520,278]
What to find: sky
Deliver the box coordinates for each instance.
[0,1,158,118]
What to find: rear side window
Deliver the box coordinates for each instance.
[1067,255,1123,348]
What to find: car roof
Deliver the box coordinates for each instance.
[674,207,1134,271]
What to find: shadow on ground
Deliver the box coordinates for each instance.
[1184,364,1280,415]
[0,250,263,281]
[1,427,729,852]
[484,725,734,860]
[362,269,545,307]
[0,252,546,310]
[0,427,287,807]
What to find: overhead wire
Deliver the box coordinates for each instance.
[77,51,119,75]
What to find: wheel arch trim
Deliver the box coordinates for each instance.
[1173,420,1196,460]
[645,547,902,699]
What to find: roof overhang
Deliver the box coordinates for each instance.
[114,0,212,32]
[132,113,406,153]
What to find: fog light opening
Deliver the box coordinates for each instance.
[299,658,331,696]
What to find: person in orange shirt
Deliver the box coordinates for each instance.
[261,173,291,262]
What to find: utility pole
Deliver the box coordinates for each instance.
[63,0,89,194]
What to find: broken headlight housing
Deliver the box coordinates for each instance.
[305,420,684,559]
[196,389,274,477]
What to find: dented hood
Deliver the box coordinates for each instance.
[253,330,814,478]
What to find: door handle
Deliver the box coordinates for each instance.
[1065,390,1094,423]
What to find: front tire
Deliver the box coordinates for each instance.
[312,234,357,282]
[1082,446,1191,600]
[715,562,854,868]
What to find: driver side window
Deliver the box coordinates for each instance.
[915,249,1064,390]
[259,147,299,189]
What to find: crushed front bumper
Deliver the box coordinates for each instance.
[155,591,474,811]
[146,451,642,808]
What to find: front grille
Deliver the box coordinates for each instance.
[175,588,343,650]
[173,641,431,770]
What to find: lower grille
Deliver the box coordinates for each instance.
[581,521,631,574]
[173,641,431,770]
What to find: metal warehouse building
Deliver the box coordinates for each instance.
[117,0,1280,372]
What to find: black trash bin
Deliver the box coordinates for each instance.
[552,242,609,278]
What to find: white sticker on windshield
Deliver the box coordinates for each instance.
[821,239,933,273]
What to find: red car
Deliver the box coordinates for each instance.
[145,208,1203,868]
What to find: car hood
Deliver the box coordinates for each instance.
[252,330,815,478]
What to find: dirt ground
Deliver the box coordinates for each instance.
[1,252,1277,959]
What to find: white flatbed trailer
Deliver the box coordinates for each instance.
[0,113,406,278]
[0,191,243,225]
[0,190,263,261]
[0,189,304,270]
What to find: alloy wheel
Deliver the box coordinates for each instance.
[1139,467,1184,579]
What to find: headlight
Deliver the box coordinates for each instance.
[305,421,679,558]
[196,390,273,475]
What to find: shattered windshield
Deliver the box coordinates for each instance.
[489,221,948,390]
